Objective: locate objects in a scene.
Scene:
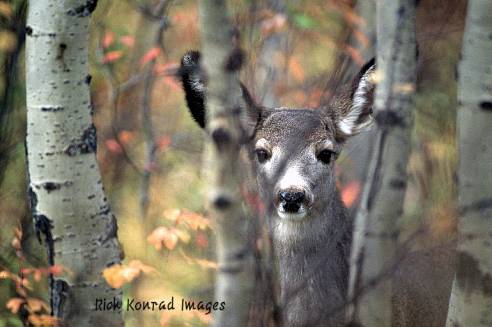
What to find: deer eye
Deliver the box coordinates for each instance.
[255,149,271,163]
[317,149,335,164]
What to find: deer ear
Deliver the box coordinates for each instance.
[179,51,206,128]
[179,50,261,135]
[337,59,376,137]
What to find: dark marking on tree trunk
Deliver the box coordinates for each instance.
[43,182,61,192]
[374,110,406,128]
[211,127,231,150]
[28,186,38,213]
[33,214,54,263]
[101,215,118,244]
[346,322,365,327]
[390,178,406,189]
[479,101,492,111]
[224,48,244,72]
[41,106,64,112]
[64,124,97,156]
[212,194,232,209]
[84,74,92,85]
[25,26,33,36]
[456,252,492,296]
[218,265,243,274]
[52,279,70,317]
[459,197,492,215]
[67,0,98,17]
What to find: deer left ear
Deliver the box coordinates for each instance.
[337,59,376,138]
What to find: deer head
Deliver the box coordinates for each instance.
[179,51,376,243]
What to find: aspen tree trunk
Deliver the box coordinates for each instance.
[25,1,123,326]
[255,0,287,108]
[198,0,255,326]
[446,1,492,325]
[347,0,417,326]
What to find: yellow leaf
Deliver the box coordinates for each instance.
[26,298,49,313]
[28,314,58,326]
[6,298,24,314]
[172,228,191,243]
[0,31,17,52]
[181,251,218,270]
[103,260,156,289]
[0,3,13,18]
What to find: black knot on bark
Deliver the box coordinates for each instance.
[211,127,231,148]
[224,48,244,72]
[28,187,38,213]
[67,0,98,17]
[65,124,97,156]
[389,178,406,189]
[374,110,405,127]
[43,182,61,192]
[25,26,33,36]
[85,74,92,85]
[480,101,492,111]
[212,194,233,210]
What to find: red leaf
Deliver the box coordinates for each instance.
[140,47,161,67]
[341,181,361,208]
[102,50,123,64]
[102,31,115,48]
[120,35,135,48]
[195,232,209,249]
[105,139,123,154]
[157,136,172,151]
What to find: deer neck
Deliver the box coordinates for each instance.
[272,193,352,326]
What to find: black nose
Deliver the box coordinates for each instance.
[279,191,305,213]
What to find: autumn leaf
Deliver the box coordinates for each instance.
[6,298,24,314]
[0,31,17,52]
[105,139,123,154]
[118,130,135,144]
[120,35,135,48]
[195,232,209,249]
[181,251,218,270]
[102,50,123,64]
[26,298,49,313]
[260,13,287,36]
[103,260,156,289]
[102,31,115,48]
[0,3,13,18]
[288,57,305,83]
[153,62,179,75]
[140,47,161,67]
[147,226,190,251]
[157,135,172,151]
[28,314,58,326]
[341,181,361,208]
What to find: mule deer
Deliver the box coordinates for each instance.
[179,51,454,326]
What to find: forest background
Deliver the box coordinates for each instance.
[0,0,464,326]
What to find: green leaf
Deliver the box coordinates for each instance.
[293,13,317,29]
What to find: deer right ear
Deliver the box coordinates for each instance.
[337,59,376,138]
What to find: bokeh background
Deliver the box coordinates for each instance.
[0,0,465,325]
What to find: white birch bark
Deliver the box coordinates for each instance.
[198,0,255,326]
[347,0,417,326]
[446,1,492,325]
[25,1,123,325]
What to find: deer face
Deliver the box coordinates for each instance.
[179,51,375,227]
[253,109,341,222]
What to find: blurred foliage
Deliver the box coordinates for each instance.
[0,0,463,325]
